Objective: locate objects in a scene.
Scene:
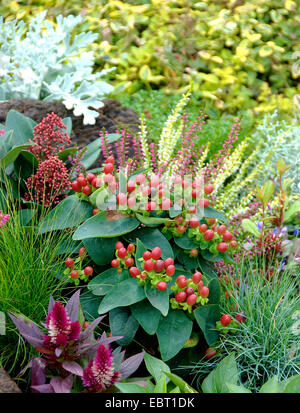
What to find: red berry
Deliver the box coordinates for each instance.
[205,348,216,359]
[156,281,167,291]
[70,270,79,279]
[105,156,115,164]
[230,240,238,248]
[164,257,174,267]
[182,179,190,189]
[142,251,152,260]
[192,272,202,283]
[197,280,204,290]
[91,177,102,188]
[223,232,233,242]
[82,185,91,195]
[150,176,160,188]
[177,225,186,234]
[125,257,134,267]
[206,218,216,226]
[199,224,207,233]
[204,230,214,241]
[176,276,187,289]
[127,196,136,208]
[174,216,184,225]
[199,286,209,298]
[154,260,165,273]
[198,198,209,208]
[116,193,127,205]
[192,178,202,188]
[220,314,232,326]
[204,185,215,194]
[104,163,114,174]
[191,189,200,199]
[151,247,162,260]
[190,248,198,257]
[135,174,146,185]
[142,186,151,197]
[72,180,82,192]
[161,198,172,210]
[144,260,154,272]
[235,312,246,323]
[117,247,127,259]
[185,287,194,296]
[111,259,120,268]
[115,241,124,250]
[217,225,227,235]
[175,291,187,302]
[188,206,197,214]
[65,257,74,268]
[146,201,157,212]
[79,247,86,257]
[166,265,175,276]
[86,173,96,183]
[186,294,197,306]
[84,266,93,276]
[217,242,228,253]
[129,267,140,278]
[77,176,87,187]
[140,272,147,280]
[127,243,135,253]
[92,208,100,215]
[189,217,199,228]
[127,180,136,193]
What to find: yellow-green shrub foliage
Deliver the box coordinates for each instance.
[0,0,299,115]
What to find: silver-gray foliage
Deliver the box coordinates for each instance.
[0,11,114,125]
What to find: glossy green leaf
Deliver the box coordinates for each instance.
[194,304,220,345]
[145,282,169,316]
[83,236,117,265]
[126,227,173,259]
[163,372,198,393]
[88,268,129,296]
[131,300,161,335]
[202,353,238,393]
[207,278,221,305]
[174,233,199,250]
[144,353,170,384]
[5,110,36,146]
[109,307,139,346]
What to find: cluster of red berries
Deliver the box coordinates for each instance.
[217,312,246,331]
[64,247,93,285]
[170,272,210,312]
[188,218,237,254]
[129,246,175,290]
[111,241,135,272]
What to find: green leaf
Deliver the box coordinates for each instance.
[145,283,169,316]
[226,383,251,393]
[194,304,220,345]
[139,64,152,82]
[88,268,129,296]
[284,200,300,222]
[126,227,173,259]
[153,376,167,393]
[174,233,199,250]
[73,211,140,240]
[259,376,280,393]
[62,117,72,136]
[201,207,228,223]
[200,249,224,262]
[262,180,275,206]
[5,110,36,146]
[283,375,300,393]
[1,143,33,169]
[144,353,170,384]
[131,300,161,335]
[83,236,117,265]
[241,218,261,237]
[80,290,103,322]
[16,209,36,226]
[207,279,221,305]
[54,238,82,256]
[136,213,172,226]
[163,372,198,393]
[114,383,147,393]
[202,353,238,393]
[169,207,182,218]
[157,310,193,361]
[109,307,139,346]
[135,239,148,271]
[57,147,78,161]
[13,150,38,182]
[81,134,120,169]
[38,196,93,234]
[98,278,146,314]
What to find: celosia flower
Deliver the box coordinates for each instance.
[29,113,72,160]
[0,128,4,137]
[25,156,71,207]
[82,344,120,392]
[0,210,10,228]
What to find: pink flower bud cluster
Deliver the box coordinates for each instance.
[29,112,72,161]
[0,129,4,137]
[25,156,71,207]
[0,210,10,228]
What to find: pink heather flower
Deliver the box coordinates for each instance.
[44,302,81,347]
[0,211,10,228]
[0,129,4,137]
[25,156,71,207]
[82,344,120,392]
[29,113,72,161]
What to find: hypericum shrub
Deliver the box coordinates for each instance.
[9,290,144,393]
[0,11,114,124]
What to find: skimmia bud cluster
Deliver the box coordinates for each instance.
[64,247,93,285]
[170,272,209,313]
[111,241,135,272]
[133,247,175,290]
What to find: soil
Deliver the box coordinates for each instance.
[0,367,21,393]
[0,98,141,169]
